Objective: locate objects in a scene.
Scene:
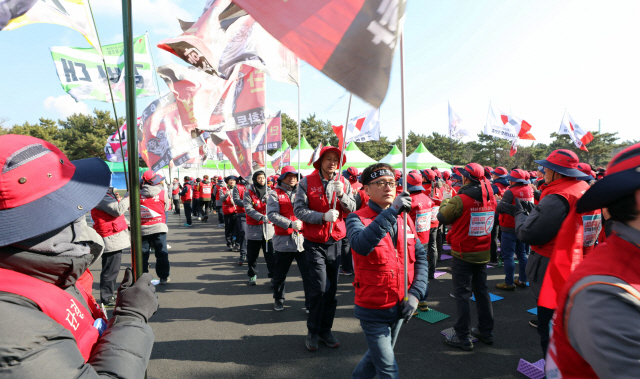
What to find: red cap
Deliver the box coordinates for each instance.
[506,169,529,183]
[443,171,451,179]
[347,166,359,179]
[394,169,402,180]
[461,163,485,181]
[406,172,425,191]
[433,169,442,178]
[421,169,436,181]
[535,149,584,177]
[491,167,508,177]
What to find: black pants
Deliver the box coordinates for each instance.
[451,257,494,339]
[340,237,353,272]
[428,227,439,278]
[100,250,122,303]
[304,239,341,335]
[234,213,246,254]
[183,202,192,225]
[247,239,275,278]
[273,249,312,308]
[224,213,235,247]
[173,199,180,215]
[199,200,210,219]
[537,306,554,357]
[141,232,170,279]
[192,199,200,217]
[436,224,444,256]
[490,222,500,262]
[217,206,224,224]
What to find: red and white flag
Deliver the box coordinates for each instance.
[448,102,468,140]
[332,108,380,151]
[308,142,323,166]
[485,103,536,141]
[272,146,291,172]
[559,111,594,152]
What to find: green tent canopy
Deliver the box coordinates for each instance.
[391,142,451,170]
[379,145,403,165]
[343,142,376,168]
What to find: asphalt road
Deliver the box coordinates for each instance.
[94,211,543,379]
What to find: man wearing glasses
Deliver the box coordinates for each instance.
[346,163,428,379]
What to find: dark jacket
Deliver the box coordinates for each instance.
[0,219,154,378]
[515,193,569,247]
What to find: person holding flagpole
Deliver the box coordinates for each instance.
[243,170,275,285]
[294,146,356,351]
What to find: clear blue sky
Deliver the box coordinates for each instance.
[2,0,639,147]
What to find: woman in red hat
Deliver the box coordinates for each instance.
[293,146,356,351]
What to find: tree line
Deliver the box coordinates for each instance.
[1,111,635,170]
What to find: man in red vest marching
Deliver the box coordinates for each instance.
[546,143,640,378]
[294,146,356,351]
[232,177,248,263]
[346,163,428,378]
[0,135,158,377]
[171,177,181,215]
[220,176,238,253]
[438,163,497,350]
[140,170,171,284]
[199,175,213,222]
[244,170,275,285]
[180,176,194,227]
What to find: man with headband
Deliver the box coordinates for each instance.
[294,146,356,351]
[346,163,428,378]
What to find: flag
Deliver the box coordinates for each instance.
[157,0,299,85]
[509,137,518,157]
[157,63,228,133]
[50,35,157,102]
[484,103,536,141]
[217,146,224,161]
[308,142,323,166]
[344,108,381,146]
[332,124,345,151]
[225,127,253,177]
[264,111,282,150]
[251,122,266,153]
[0,0,38,29]
[209,132,243,175]
[231,0,406,107]
[104,117,141,162]
[139,93,206,172]
[448,102,468,139]
[559,111,594,152]
[272,146,291,171]
[4,0,100,51]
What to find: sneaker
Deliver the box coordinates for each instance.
[418,301,430,312]
[237,256,244,265]
[183,223,192,227]
[167,244,172,249]
[529,319,538,328]
[218,223,224,227]
[198,217,202,221]
[444,334,473,351]
[248,275,257,285]
[514,279,527,288]
[159,277,171,285]
[471,327,493,345]
[305,333,319,351]
[413,309,420,316]
[496,283,516,291]
[274,299,284,311]
[228,246,234,252]
[305,308,310,314]
[339,269,354,276]
[101,295,116,308]
[318,331,340,348]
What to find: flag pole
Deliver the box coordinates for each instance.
[87,0,128,191]
[559,108,567,130]
[448,102,453,165]
[120,0,144,282]
[297,78,302,180]
[400,32,409,304]
[328,93,352,235]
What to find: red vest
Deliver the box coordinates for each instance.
[357,188,369,210]
[546,235,640,378]
[531,178,588,258]
[350,180,363,194]
[91,195,128,237]
[235,184,246,213]
[423,183,443,228]
[409,192,434,245]
[246,187,266,226]
[498,184,534,229]
[302,171,347,244]
[181,183,192,202]
[140,189,166,226]
[221,187,236,215]
[352,206,417,309]
[446,192,497,255]
[494,182,508,196]
[172,184,180,196]
[199,182,213,199]
[0,268,106,363]
[274,188,301,235]
[193,183,201,199]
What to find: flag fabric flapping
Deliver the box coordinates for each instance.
[272,146,291,172]
[104,117,141,162]
[264,111,282,151]
[559,112,594,152]
[484,103,536,141]
[342,108,381,147]
[231,0,406,107]
[157,0,299,85]
[308,142,323,166]
[225,127,253,177]
[509,137,518,157]
[50,35,157,102]
[0,0,38,30]
[448,102,468,139]
[4,0,100,51]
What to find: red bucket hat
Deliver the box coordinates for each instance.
[406,172,425,192]
[461,163,493,205]
[442,171,451,180]
[278,165,300,181]
[491,167,508,177]
[312,146,346,171]
[576,163,594,181]
[0,135,110,246]
[141,170,164,186]
[535,149,584,177]
[505,169,529,184]
[421,169,436,182]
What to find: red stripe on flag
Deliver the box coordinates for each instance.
[355,117,365,131]
[518,120,536,140]
[332,125,345,151]
[579,132,594,151]
[500,115,509,125]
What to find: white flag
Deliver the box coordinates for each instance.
[448,102,468,139]
[559,111,594,151]
[484,103,535,141]
[344,108,380,145]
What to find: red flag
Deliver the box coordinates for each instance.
[332,125,344,151]
[231,0,406,107]
[225,127,253,177]
[272,146,291,172]
[308,142,323,166]
[265,111,282,150]
[208,65,266,130]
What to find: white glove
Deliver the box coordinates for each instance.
[443,190,452,200]
[391,192,412,215]
[323,209,339,222]
[401,294,419,323]
[332,181,345,197]
[291,220,303,230]
[262,215,269,223]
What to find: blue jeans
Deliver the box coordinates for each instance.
[352,318,403,379]
[141,232,170,279]
[500,231,527,285]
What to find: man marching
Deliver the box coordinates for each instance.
[233,177,248,264]
[220,176,238,253]
[171,178,181,215]
[346,163,428,378]
[139,170,171,285]
[294,146,356,351]
[180,176,193,227]
[199,175,213,222]
[244,170,275,285]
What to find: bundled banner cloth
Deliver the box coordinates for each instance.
[272,146,291,172]
[157,0,299,85]
[448,102,468,139]
[231,0,405,107]
[139,93,205,172]
[332,108,380,151]
[104,117,141,162]
[559,111,594,151]
[50,35,157,102]
[224,127,252,177]
[3,0,99,50]
[485,103,536,141]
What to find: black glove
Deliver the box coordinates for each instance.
[390,192,412,215]
[113,268,159,323]
[501,189,514,206]
[497,200,517,217]
[519,198,535,215]
[514,198,525,215]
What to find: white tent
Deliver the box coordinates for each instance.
[290,136,316,174]
[391,142,451,170]
[343,142,377,168]
[379,145,403,165]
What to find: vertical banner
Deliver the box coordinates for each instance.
[225,127,252,177]
[265,111,282,150]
